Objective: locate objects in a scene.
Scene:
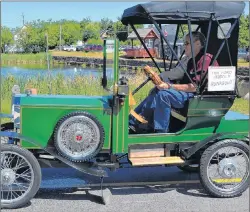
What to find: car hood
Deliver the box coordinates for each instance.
[15,94,112,109]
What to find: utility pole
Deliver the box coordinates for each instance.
[45,33,52,95]
[22,13,25,26]
[59,24,62,51]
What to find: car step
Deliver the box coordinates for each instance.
[129,148,165,158]
[129,156,184,166]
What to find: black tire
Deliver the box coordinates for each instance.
[1,144,42,209]
[177,164,199,173]
[54,111,105,162]
[199,139,249,198]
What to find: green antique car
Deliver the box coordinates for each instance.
[0,1,249,209]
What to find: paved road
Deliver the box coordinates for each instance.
[2,166,249,212]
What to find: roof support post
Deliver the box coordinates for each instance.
[149,16,197,87]
[200,18,238,89]
[129,23,161,73]
[214,16,233,66]
[175,25,200,67]
[187,18,199,93]
[159,24,167,71]
[169,24,180,72]
[199,14,213,88]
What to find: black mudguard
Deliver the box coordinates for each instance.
[0,131,108,177]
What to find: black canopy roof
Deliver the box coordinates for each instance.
[121,1,245,25]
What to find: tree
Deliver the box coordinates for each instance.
[1,26,14,53]
[81,22,100,43]
[178,24,188,40]
[18,25,44,53]
[46,23,60,48]
[80,17,91,30]
[239,15,249,48]
[60,21,81,45]
[100,18,113,31]
[82,31,92,43]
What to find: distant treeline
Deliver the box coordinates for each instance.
[1,17,144,53]
[1,14,249,53]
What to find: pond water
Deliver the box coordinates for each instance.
[1,65,114,79]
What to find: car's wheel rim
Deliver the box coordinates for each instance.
[207,146,249,193]
[57,116,100,160]
[1,151,34,204]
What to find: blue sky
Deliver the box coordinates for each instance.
[2,2,142,28]
[2,1,249,29]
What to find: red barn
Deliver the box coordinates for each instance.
[125,28,159,58]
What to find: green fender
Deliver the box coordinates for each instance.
[182,132,249,159]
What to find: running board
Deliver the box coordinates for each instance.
[129,156,184,166]
[0,131,108,178]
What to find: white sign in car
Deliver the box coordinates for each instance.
[208,66,236,91]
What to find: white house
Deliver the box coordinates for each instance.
[7,25,27,53]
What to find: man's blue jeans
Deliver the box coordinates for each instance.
[129,88,194,131]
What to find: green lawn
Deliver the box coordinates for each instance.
[238,59,249,67]
[230,98,249,115]
[1,53,50,61]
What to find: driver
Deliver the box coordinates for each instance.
[129,31,219,133]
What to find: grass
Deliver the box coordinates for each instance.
[230,98,249,115]
[51,51,115,59]
[1,99,11,115]
[1,73,248,119]
[1,53,50,61]
[238,59,249,67]
[1,74,108,115]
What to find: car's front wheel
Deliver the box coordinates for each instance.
[1,144,41,209]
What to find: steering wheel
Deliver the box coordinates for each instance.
[143,65,163,86]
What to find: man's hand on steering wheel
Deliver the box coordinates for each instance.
[156,82,170,90]
[143,65,170,90]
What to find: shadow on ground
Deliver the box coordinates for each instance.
[35,183,210,205]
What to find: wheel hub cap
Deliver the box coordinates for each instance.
[218,158,237,178]
[74,131,84,143]
[1,168,16,186]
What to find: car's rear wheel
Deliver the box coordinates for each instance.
[200,139,249,197]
